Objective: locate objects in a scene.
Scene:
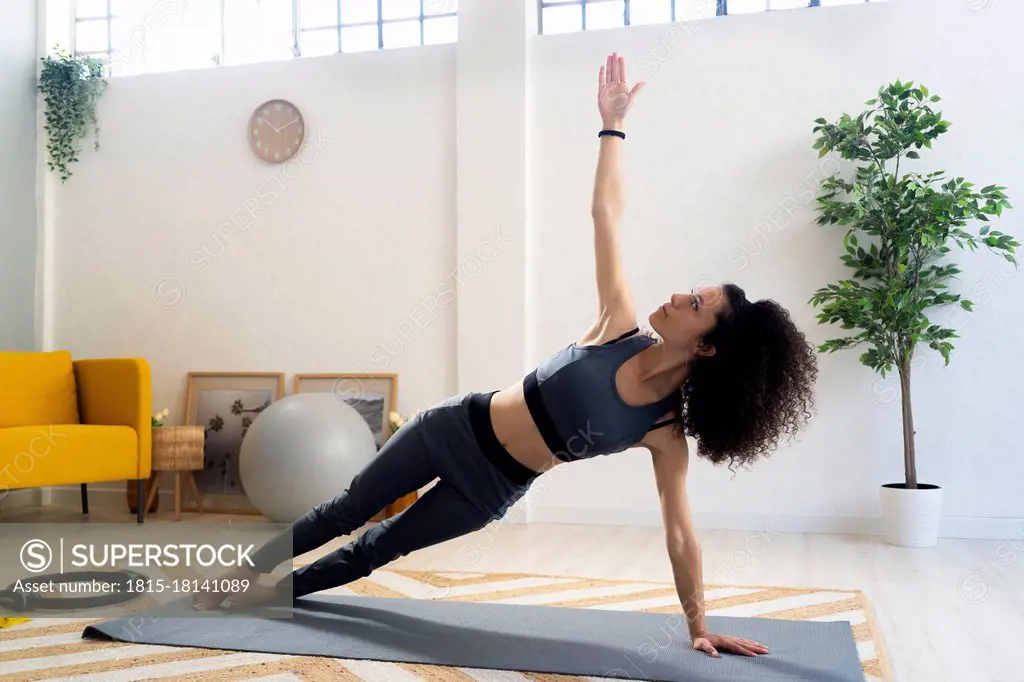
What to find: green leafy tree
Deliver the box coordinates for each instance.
[809,80,1018,489]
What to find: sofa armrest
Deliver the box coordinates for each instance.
[73,358,152,479]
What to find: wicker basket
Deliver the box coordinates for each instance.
[152,426,204,471]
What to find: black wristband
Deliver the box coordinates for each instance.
[598,129,625,139]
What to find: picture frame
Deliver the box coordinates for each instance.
[183,371,285,515]
[293,373,398,451]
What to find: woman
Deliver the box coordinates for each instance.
[195,53,818,660]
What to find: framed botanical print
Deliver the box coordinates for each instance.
[184,371,285,514]
[293,373,398,451]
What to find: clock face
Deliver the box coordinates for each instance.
[248,99,305,163]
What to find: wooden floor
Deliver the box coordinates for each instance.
[2,503,1021,682]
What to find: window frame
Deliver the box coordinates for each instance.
[295,0,458,54]
[71,0,459,71]
[536,0,878,34]
[73,0,114,60]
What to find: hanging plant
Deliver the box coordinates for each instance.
[38,47,108,182]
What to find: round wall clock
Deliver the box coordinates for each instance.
[248,99,305,163]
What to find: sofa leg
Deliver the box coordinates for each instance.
[137,479,145,524]
[81,484,89,515]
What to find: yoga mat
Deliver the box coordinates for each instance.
[83,593,864,681]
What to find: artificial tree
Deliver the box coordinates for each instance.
[809,80,1018,490]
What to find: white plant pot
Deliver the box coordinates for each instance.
[879,483,943,547]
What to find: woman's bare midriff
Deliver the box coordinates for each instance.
[487,381,565,475]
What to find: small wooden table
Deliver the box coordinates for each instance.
[146,426,204,521]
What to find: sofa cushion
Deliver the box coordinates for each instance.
[0,351,81,428]
[0,424,138,488]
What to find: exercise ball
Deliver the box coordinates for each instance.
[239,393,378,523]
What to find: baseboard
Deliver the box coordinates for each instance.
[39,484,459,521]
[26,488,1023,540]
[527,504,1024,540]
[0,487,43,510]
[939,516,1024,540]
[41,484,179,518]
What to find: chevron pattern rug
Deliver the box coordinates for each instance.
[0,569,892,681]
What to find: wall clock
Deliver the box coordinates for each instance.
[248,99,305,163]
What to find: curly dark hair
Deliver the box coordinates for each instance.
[669,283,818,472]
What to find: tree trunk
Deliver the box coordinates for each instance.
[898,353,917,489]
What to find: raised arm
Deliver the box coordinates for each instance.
[645,423,770,659]
[580,54,646,345]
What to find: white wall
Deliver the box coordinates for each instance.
[42,0,1023,537]
[455,0,533,395]
[52,45,458,432]
[526,0,1024,537]
[0,0,37,351]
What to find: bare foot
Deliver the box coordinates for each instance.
[191,567,259,611]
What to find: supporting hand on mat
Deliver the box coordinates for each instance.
[598,52,645,128]
[692,632,770,658]
[192,566,259,611]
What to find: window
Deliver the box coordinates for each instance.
[298,0,458,55]
[538,0,886,35]
[74,1,222,76]
[73,0,459,76]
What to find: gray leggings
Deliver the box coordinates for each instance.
[249,391,540,600]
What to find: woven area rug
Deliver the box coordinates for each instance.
[0,569,892,682]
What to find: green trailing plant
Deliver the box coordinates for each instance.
[808,80,1018,489]
[38,47,107,182]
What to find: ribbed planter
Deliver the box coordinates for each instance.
[879,483,943,547]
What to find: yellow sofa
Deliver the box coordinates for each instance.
[0,351,152,523]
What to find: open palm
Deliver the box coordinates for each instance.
[693,633,770,658]
[598,53,645,126]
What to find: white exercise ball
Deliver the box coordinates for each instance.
[239,393,379,523]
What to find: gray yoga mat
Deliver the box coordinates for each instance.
[83,594,864,681]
